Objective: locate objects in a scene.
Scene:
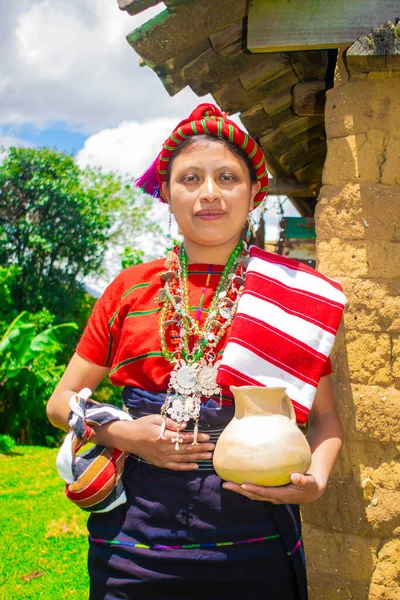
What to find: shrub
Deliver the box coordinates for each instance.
[0,434,16,454]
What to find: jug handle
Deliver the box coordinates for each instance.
[282,393,297,424]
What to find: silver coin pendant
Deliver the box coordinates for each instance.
[198,365,218,391]
[175,365,197,391]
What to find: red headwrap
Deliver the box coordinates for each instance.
[135,103,268,208]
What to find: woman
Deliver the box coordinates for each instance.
[47,104,343,600]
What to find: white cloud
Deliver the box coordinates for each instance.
[76,117,179,178]
[76,116,183,292]
[0,0,209,133]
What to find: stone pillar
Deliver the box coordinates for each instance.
[302,24,400,600]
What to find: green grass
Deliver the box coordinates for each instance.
[0,446,90,599]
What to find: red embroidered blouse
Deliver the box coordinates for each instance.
[76,258,331,400]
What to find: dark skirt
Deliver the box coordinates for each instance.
[87,389,307,600]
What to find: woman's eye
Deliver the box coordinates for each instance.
[182,174,198,182]
[220,173,236,181]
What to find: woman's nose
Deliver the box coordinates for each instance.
[200,176,221,201]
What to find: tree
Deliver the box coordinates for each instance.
[0,147,162,318]
[0,265,19,335]
[0,147,163,445]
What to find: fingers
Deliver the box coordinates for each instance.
[153,442,214,467]
[151,415,212,444]
[164,417,187,431]
[222,474,321,504]
[157,432,215,452]
[171,451,213,462]
[180,432,212,444]
[164,461,199,471]
[222,482,264,502]
[162,430,212,445]
[240,482,300,503]
[290,473,313,487]
[137,415,217,471]
[148,415,188,431]
[180,442,215,453]
[160,442,214,461]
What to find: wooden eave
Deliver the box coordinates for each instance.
[119,0,339,216]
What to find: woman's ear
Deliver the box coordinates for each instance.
[161,181,171,208]
[249,181,261,211]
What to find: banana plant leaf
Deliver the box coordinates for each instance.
[0,312,78,383]
[0,312,36,360]
[27,322,79,361]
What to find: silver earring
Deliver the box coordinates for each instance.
[166,213,172,249]
[246,217,252,243]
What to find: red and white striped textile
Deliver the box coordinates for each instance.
[217,247,347,424]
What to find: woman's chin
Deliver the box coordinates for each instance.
[186,233,241,249]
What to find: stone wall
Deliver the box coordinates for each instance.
[303,53,400,599]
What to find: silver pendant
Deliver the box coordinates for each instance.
[176,365,197,389]
[166,394,197,422]
[163,391,201,449]
[170,363,199,395]
[235,275,245,286]
[161,270,175,281]
[197,365,220,396]
[219,306,231,320]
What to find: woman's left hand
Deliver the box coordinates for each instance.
[222,472,325,505]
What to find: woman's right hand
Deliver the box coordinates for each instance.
[93,414,215,471]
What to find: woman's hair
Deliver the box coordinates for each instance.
[165,135,258,186]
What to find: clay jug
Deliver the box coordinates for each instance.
[212,386,311,486]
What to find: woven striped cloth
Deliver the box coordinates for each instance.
[217,247,347,424]
[56,389,132,513]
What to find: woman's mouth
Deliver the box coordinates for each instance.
[195,210,226,221]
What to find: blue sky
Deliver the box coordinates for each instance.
[1,123,87,154]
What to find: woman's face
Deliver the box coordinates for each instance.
[161,141,260,252]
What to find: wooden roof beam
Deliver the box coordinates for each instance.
[293,81,329,117]
[268,178,316,198]
[345,21,400,73]
[210,20,245,58]
[248,0,400,52]
[127,0,248,66]
[118,0,163,17]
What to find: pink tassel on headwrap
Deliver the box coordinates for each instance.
[135,153,163,200]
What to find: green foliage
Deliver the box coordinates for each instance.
[0,148,107,315]
[168,237,182,251]
[94,381,123,409]
[0,146,162,318]
[0,265,20,335]
[0,311,77,384]
[120,246,145,269]
[0,146,163,446]
[0,311,78,444]
[0,446,89,598]
[0,433,16,454]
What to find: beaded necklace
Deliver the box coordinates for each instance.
[156,241,248,448]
